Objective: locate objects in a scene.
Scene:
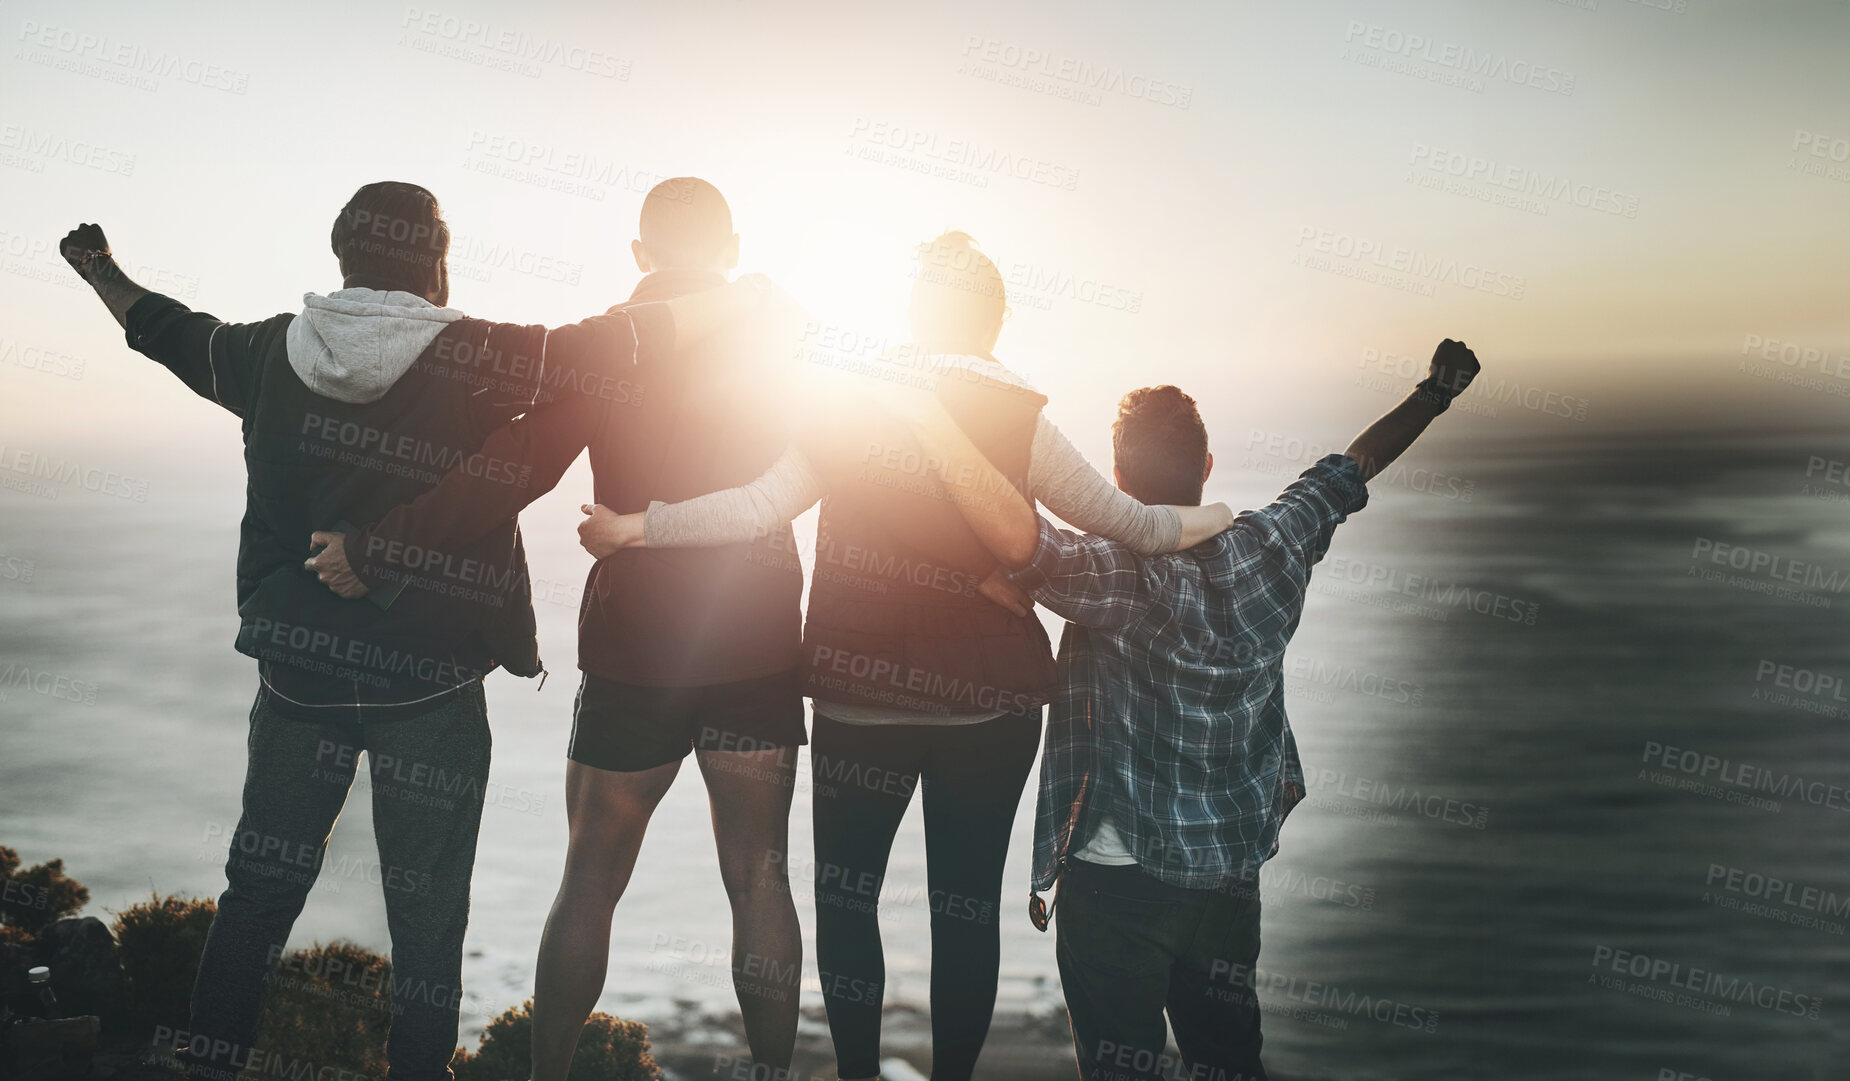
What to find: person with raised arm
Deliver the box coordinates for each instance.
[57,182,757,1081]
[303,179,823,1080]
[878,340,1481,1081]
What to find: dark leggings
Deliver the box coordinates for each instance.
[810,709,1042,1081]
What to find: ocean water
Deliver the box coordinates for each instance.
[2,429,1845,1079]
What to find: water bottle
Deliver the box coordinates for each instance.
[25,966,57,1020]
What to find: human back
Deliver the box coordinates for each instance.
[581,178,803,688]
[222,181,552,702]
[243,312,550,696]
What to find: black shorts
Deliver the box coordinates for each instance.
[569,668,808,773]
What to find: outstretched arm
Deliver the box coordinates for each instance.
[576,445,823,557]
[1344,338,1479,481]
[62,222,276,417]
[1174,503,1235,548]
[900,398,1042,570]
[1028,417,1189,553]
[310,277,800,598]
[309,384,604,600]
[656,273,801,356]
[899,398,1176,627]
[927,398,1166,627]
[1029,416,1232,552]
[1197,338,1482,589]
[60,223,150,329]
[304,312,642,600]
[574,440,1036,616]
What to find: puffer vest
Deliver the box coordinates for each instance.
[798,363,1056,715]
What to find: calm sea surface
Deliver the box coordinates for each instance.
[2,429,1845,1079]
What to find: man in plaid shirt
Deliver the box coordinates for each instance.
[900,339,1481,1081]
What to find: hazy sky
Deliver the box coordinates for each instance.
[3,0,1846,478]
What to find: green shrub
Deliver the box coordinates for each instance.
[452,1000,661,1081]
[111,893,217,1033]
[0,846,90,934]
[256,940,393,1078]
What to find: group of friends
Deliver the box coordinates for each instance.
[58,176,1480,1081]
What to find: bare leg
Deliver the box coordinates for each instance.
[697,744,804,1074]
[530,758,680,1081]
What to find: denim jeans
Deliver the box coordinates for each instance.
[180,683,491,1081]
[1056,859,1268,1081]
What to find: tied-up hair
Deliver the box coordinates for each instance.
[1113,385,1209,506]
[912,231,1008,348]
[330,181,449,293]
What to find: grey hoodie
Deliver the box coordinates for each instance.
[284,287,465,403]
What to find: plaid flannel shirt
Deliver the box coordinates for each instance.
[1012,453,1370,892]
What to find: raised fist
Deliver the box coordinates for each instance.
[1426,338,1481,400]
[59,223,111,274]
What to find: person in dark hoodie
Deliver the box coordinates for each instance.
[56,182,765,1081]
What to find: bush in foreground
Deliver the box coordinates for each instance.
[453,999,661,1081]
[110,893,216,1033]
[6,848,660,1080]
[256,940,394,1078]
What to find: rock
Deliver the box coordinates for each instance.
[0,937,34,1006]
[0,1014,101,1079]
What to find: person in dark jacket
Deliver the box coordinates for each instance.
[56,183,758,1081]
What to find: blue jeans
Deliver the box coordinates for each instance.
[180,683,491,1081]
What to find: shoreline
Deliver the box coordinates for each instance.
[648,1003,1077,1080]
[644,1004,1305,1081]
